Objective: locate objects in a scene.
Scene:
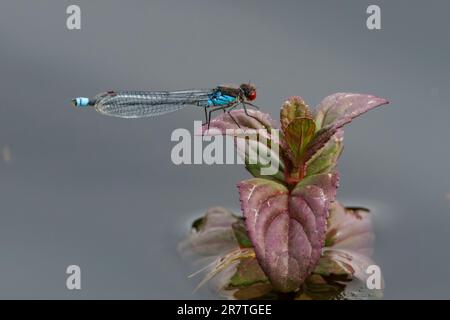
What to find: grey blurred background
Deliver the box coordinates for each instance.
[0,0,448,299]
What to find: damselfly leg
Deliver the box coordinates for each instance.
[242,101,260,110]
[241,101,263,123]
[203,101,263,130]
[204,102,240,129]
[225,103,240,128]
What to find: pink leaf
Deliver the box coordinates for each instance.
[304,93,389,164]
[198,109,276,136]
[238,172,339,292]
[178,207,241,260]
[326,202,374,256]
[196,109,284,181]
[314,93,389,129]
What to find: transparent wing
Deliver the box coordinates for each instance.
[93,89,213,118]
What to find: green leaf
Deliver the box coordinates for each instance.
[280,96,312,131]
[296,274,347,300]
[245,162,285,183]
[200,110,285,182]
[231,220,253,248]
[240,131,285,183]
[284,117,316,165]
[228,257,269,287]
[313,254,354,277]
[231,283,275,300]
[305,130,343,176]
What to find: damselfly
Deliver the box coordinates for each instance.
[72,83,260,128]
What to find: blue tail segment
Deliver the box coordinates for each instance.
[207,91,236,107]
[72,97,90,107]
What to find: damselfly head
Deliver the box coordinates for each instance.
[240,83,257,101]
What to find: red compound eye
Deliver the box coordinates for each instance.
[247,90,257,101]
